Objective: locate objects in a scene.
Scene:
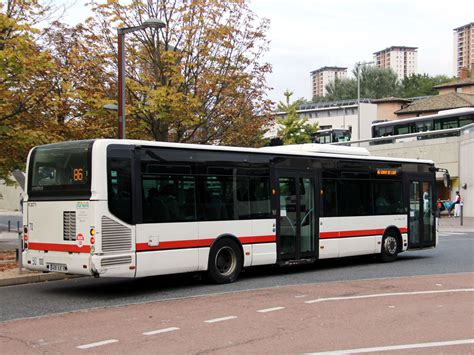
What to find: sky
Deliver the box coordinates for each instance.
[63,0,473,103]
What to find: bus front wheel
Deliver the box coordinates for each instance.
[208,238,243,284]
[380,230,400,262]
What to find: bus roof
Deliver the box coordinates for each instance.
[87,139,434,165]
[372,107,474,128]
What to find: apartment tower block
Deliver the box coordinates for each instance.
[310,66,347,98]
[453,22,474,77]
[373,46,418,80]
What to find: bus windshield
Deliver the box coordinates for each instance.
[28,141,93,200]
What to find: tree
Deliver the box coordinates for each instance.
[399,74,454,98]
[324,77,358,101]
[276,90,318,144]
[86,0,273,145]
[41,21,118,139]
[324,66,399,101]
[0,0,60,181]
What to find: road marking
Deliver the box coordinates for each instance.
[295,295,307,298]
[143,327,180,336]
[257,306,285,313]
[204,316,237,323]
[307,338,474,354]
[305,288,474,304]
[443,232,467,235]
[77,339,118,349]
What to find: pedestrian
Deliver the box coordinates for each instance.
[436,198,443,218]
[448,191,461,217]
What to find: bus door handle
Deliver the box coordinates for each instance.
[148,236,160,247]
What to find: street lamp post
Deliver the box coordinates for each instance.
[117,18,166,139]
[356,61,374,142]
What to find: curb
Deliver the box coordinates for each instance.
[0,272,83,287]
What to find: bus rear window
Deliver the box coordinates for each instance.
[28,141,93,199]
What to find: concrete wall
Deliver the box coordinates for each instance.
[360,103,377,140]
[0,181,22,211]
[460,129,474,216]
[377,102,407,120]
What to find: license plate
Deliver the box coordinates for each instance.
[47,263,68,272]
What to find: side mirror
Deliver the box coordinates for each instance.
[443,172,451,189]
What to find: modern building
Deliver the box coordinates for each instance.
[270,99,378,141]
[310,66,347,98]
[453,22,474,77]
[373,46,418,80]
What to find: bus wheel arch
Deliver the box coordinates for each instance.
[207,235,243,284]
[379,226,402,262]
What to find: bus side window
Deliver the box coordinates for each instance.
[142,175,196,223]
[374,181,404,215]
[108,157,132,224]
[249,177,271,218]
[337,179,373,216]
[321,179,337,217]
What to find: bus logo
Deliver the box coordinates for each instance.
[77,234,84,247]
[76,201,89,209]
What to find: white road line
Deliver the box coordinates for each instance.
[204,316,237,323]
[77,339,119,349]
[306,338,474,354]
[257,306,285,313]
[142,327,180,336]
[305,288,474,304]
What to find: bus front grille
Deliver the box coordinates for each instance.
[101,216,132,252]
[63,211,76,241]
[101,256,132,267]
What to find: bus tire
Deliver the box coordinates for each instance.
[207,238,243,284]
[379,230,400,262]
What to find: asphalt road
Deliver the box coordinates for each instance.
[0,232,472,323]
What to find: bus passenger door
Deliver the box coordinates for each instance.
[273,170,319,262]
[406,175,436,249]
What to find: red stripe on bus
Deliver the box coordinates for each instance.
[28,242,91,253]
[321,227,408,239]
[239,235,277,244]
[136,235,277,252]
[136,239,214,251]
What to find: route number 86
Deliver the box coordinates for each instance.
[73,168,84,182]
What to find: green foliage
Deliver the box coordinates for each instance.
[277,91,318,144]
[399,74,455,98]
[0,0,274,181]
[324,66,398,101]
[321,64,455,103]
[324,77,358,101]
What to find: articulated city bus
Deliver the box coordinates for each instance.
[371,107,474,142]
[22,140,437,283]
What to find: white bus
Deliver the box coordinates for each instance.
[22,140,437,283]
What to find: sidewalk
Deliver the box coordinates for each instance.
[0,230,82,287]
[0,267,81,287]
[438,216,474,233]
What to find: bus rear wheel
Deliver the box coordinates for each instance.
[208,238,243,284]
[380,230,400,262]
